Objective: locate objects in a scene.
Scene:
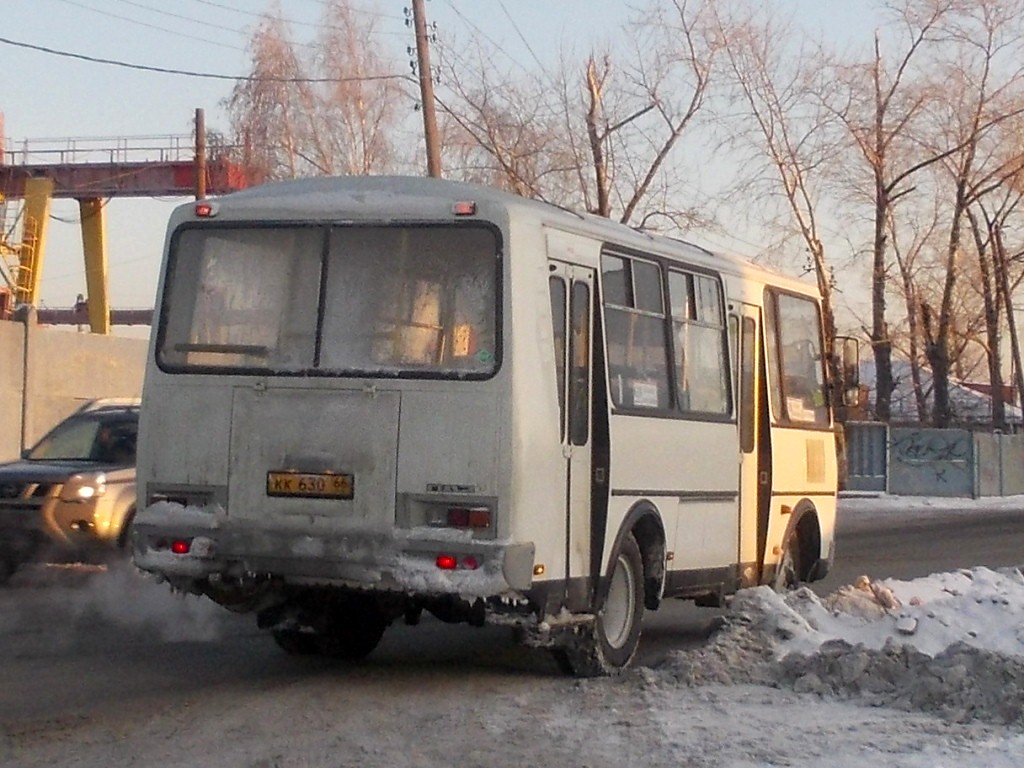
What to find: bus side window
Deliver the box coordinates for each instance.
[568,280,590,445]
[549,276,568,438]
[766,291,829,425]
[601,253,670,411]
[669,270,729,415]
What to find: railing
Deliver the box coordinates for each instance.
[1,134,196,165]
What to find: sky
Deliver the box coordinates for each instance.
[5,494,1024,766]
[1,0,880,324]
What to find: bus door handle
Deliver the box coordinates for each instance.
[562,444,573,459]
[594,467,606,484]
[759,471,769,485]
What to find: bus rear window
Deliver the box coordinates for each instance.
[157,224,500,378]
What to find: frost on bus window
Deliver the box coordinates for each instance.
[767,291,829,425]
[319,227,497,376]
[159,228,321,370]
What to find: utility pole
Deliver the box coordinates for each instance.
[194,107,207,200]
[411,0,442,177]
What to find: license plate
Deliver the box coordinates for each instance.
[266,471,354,500]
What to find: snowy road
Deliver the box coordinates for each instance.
[1,496,1022,767]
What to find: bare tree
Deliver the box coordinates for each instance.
[228,13,307,181]
[436,0,720,226]
[832,0,962,422]
[227,1,405,181]
[917,0,1024,425]
[714,5,844,372]
[886,200,942,421]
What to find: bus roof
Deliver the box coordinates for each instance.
[180,175,819,298]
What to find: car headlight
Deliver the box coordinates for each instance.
[61,473,107,501]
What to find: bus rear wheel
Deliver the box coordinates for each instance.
[271,596,389,660]
[558,533,645,677]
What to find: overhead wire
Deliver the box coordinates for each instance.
[109,0,259,39]
[50,0,248,52]
[0,36,412,83]
[187,0,405,30]
[496,0,547,72]
[440,0,532,76]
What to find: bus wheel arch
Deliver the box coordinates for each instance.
[772,502,822,591]
[629,508,667,611]
[559,503,665,677]
[606,501,667,610]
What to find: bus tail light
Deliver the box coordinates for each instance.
[447,506,491,529]
[435,554,481,571]
[171,539,192,555]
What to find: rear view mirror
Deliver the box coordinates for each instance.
[837,336,860,407]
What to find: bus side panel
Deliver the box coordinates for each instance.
[606,415,738,574]
[764,425,838,570]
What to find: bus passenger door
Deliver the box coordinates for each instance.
[735,304,771,587]
[548,262,596,607]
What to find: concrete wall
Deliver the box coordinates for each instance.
[975,433,1024,497]
[888,427,974,497]
[846,422,1024,498]
[0,320,25,461]
[0,314,148,461]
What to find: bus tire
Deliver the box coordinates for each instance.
[316,598,389,660]
[272,628,321,656]
[772,529,802,592]
[561,532,645,677]
[317,616,387,660]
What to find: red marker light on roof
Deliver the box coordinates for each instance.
[436,554,458,570]
[452,200,476,216]
[171,539,192,555]
[194,201,218,218]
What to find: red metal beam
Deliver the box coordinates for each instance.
[0,159,248,199]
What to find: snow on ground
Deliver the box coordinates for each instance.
[5,495,1024,767]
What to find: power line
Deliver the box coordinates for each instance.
[51,0,247,52]
[497,0,546,72]
[188,0,404,29]
[109,0,257,38]
[0,35,413,84]
[440,0,533,78]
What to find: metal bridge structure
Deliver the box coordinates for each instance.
[0,110,250,333]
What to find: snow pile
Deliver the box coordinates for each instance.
[651,567,1024,726]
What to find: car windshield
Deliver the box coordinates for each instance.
[27,415,138,464]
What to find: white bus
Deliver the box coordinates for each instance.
[133,176,853,675]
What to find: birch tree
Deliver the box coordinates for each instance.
[227,1,405,181]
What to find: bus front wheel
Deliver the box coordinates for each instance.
[558,532,645,677]
[772,529,802,592]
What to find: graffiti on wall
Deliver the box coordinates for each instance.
[891,431,971,464]
[889,428,972,491]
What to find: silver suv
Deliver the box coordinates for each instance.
[0,399,139,582]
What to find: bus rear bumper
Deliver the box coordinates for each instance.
[131,503,535,597]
